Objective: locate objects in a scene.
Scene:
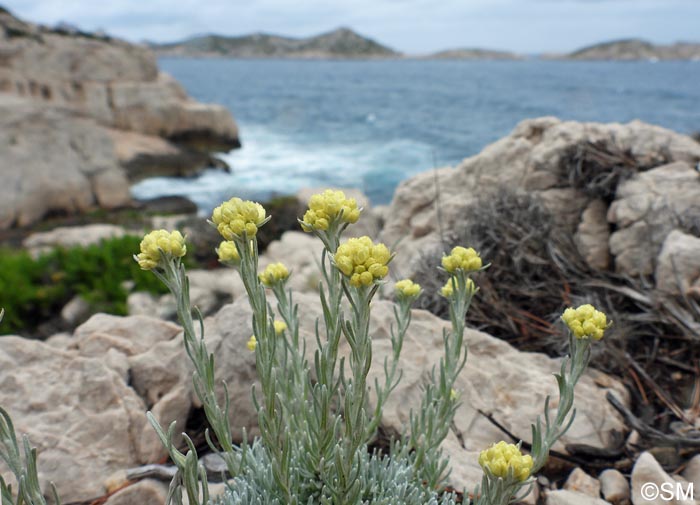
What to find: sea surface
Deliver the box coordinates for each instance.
[131,58,700,210]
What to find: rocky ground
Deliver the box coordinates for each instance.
[1,117,699,504]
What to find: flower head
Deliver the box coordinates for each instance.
[274,320,287,335]
[334,236,391,287]
[259,263,290,287]
[136,230,186,270]
[450,388,459,401]
[300,189,361,232]
[478,441,533,482]
[561,304,609,340]
[442,246,482,274]
[440,277,475,299]
[395,279,421,299]
[216,240,240,265]
[247,335,257,352]
[212,198,267,240]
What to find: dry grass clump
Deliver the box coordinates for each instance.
[558,140,671,201]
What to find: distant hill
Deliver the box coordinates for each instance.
[562,39,700,61]
[151,28,399,59]
[424,48,523,60]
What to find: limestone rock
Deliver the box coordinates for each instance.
[60,295,92,327]
[380,117,700,277]
[608,162,700,276]
[74,313,182,357]
[0,8,240,229]
[655,231,700,298]
[631,452,695,505]
[0,96,130,229]
[599,469,630,505]
[565,468,602,498]
[23,223,130,255]
[546,490,611,505]
[575,199,611,270]
[0,336,148,503]
[103,479,168,505]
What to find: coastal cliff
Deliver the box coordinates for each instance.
[0,7,240,229]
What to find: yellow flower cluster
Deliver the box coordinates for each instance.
[334,237,391,287]
[301,189,361,232]
[259,263,290,287]
[136,230,187,270]
[478,441,533,482]
[562,304,608,340]
[274,320,287,335]
[442,246,482,273]
[216,241,240,264]
[395,279,421,298]
[440,278,475,298]
[212,198,267,239]
[247,335,257,351]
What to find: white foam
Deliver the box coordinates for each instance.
[130,124,435,211]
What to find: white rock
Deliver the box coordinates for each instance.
[565,468,602,498]
[608,162,700,277]
[575,199,611,270]
[60,295,92,326]
[103,479,168,505]
[682,454,700,491]
[547,489,611,505]
[631,452,695,505]
[655,231,700,298]
[0,336,149,503]
[23,223,130,257]
[599,468,630,504]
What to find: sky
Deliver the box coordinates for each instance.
[3,0,700,54]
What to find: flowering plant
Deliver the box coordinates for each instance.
[0,190,608,505]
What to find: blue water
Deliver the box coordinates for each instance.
[131,59,700,209]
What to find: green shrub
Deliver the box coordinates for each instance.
[0,235,196,335]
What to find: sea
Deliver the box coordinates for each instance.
[131,58,700,210]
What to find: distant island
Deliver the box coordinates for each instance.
[555,39,700,61]
[152,29,526,61]
[423,48,523,60]
[150,28,399,59]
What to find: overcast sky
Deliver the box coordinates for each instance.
[4,0,699,54]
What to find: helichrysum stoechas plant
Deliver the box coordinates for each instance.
[127,188,608,505]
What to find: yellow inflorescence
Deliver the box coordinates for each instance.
[274,320,287,335]
[395,279,421,298]
[334,236,391,287]
[561,304,609,340]
[442,246,482,274]
[450,388,459,401]
[478,441,533,482]
[216,241,240,264]
[136,230,187,270]
[212,198,267,240]
[247,335,257,352]
[259,262,290,287]
[300,189,361,232]
[440,277,475,298]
